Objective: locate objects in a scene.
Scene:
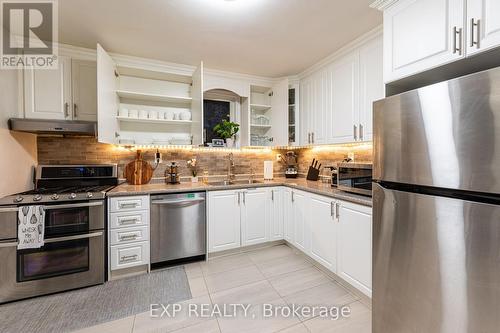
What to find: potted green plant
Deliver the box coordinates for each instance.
[213,119,240,148]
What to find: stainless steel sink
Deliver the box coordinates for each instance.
[208,179,263,186]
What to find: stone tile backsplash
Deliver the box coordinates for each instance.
[36,137,373,181]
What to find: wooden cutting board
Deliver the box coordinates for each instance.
[124,150,153,185]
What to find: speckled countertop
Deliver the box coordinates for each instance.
[107,177,372,207]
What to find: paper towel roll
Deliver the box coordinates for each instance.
[264,161,273,180]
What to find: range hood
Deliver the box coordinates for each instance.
[8,118,97,136]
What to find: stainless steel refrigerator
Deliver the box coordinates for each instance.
[373,66,500,333]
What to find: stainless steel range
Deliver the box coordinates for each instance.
[0,164,117,303]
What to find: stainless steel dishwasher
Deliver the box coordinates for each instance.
[150,192,206,266]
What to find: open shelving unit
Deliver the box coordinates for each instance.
[249,85,274,147]
[97,44,203,146]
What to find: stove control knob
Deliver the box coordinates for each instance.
[69,193,77,200]
[51,194,59,200]
[86,192,93,198]
[14,196,23,203]
[33,194,42,202]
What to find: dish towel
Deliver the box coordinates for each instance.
[18,206,45,249]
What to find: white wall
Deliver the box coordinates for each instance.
[0,70,37,197]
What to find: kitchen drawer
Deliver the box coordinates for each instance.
[109,196,149,213]
[110,210,149,229]
[110,226,149,245]
[110,241,149,270]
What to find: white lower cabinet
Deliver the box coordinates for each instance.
[291,190,309,253]
[110,241,149,270]
[108,195,150,276]
[208,187,280,253]
[308,194,337,272]
[337,201,372,297]
[208,190,241,253]
[207,186,372,297]
[241,188,271,246]
[270,187,284,241]
[283,188,294,242]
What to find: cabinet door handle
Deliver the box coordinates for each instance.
[353,125,358,141]
[330,202,334,217]
[359,124,363,141]
[311,132,315,144]
[308,133,311,144]
[271,190,274,201]
[73,103,78,118]
[291,191,295,202]
[453,26,462,55]
[64,102,69,118]
[471,18,480,48]
[237,192,240,205]
[336,202,340,219]
[243,191,246,204]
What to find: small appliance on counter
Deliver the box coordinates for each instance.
[324,166,338,186]
[166,162,181,184]
[282,151,298,178]
[336,162,372,196]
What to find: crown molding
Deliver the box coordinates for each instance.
[370,0,399,11]
[298,25,383,79]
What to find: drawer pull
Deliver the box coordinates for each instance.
[120,254,138,263]
[119,218,139,225]
[119,203,139,209]
[120,234,138,241]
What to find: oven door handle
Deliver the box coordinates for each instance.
[44,231,103,243]
[43,202,103,210]
[0,231,103,248]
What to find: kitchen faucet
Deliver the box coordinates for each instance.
[227,153,235,181]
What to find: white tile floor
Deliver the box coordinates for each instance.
[76,245,371,333]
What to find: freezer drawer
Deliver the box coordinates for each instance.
[373,183,500,333]
[150,193,206,264]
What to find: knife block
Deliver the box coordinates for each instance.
[306,166,320,181]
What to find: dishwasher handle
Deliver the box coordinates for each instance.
[151,198,206,206]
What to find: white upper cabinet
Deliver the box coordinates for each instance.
[190,62,204,146]
[299,34,382,145]
[246,80,288,147]
[271,78,290,146]
[359,37,384,141]
[96,44,203,145]
[383,0,465,83]
[466,0,500,56]
[72,59,97,121]
[24,56,72,120]
[97,44,120,144]
[330,52,359,143]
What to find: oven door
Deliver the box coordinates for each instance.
[43,201,104,236]
[0,232,104,303]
